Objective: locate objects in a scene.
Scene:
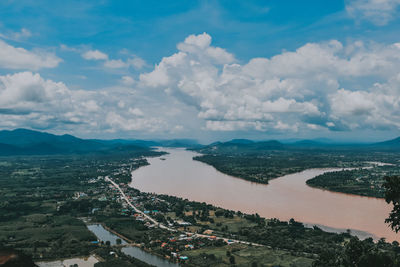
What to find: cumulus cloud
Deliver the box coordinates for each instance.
[4,33,400,137]
[0,39,61,70]
[0,28,32,41]
[128,57,147,69]
[346,0,400,25]
[105,111,164,132]
[82,49,109,60]
[103,56,147,69]
[12,28,32,40]
[121,76,135,86]
[140,33,400,133]
[0,72,169,134]
[82,49,147,69]
[104,59,127,68]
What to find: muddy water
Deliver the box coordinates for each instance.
[88,224,178,267]
[130,148,397,242]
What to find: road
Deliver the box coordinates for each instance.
[105,176,262,246]
[105,176,176,231]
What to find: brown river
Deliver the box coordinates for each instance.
[129,148,397,242]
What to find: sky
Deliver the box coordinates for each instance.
[0,0,400,143]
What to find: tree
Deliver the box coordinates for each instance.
[105,241,111,246]
[116,238,122,245]
[342,237,365,266]
[383,176,400,232]
[229,255,235,264]
[313,237,397,267]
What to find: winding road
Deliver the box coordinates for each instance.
[105,176,263,246]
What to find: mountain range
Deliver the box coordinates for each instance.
[0,128,399,156]
[0,129,200,156]
[196,137,400,154]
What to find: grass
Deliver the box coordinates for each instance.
[0,215,97,259]
[184,243,314,267]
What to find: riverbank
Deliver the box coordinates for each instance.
[130,148,397,242]
[121,157,400,266]
[87,224,178,267]
[192,143,400,195]
[306,165,400,198]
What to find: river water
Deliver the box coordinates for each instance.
[87,224,178,267]
[130,148,397,242]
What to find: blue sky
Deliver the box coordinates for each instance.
[0,0,400,143]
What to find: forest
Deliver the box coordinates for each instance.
[307,165,400,198]
[193,141,400,189]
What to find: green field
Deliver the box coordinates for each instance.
[185,244,313,267]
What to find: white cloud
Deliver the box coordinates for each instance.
[129,107,144,116]
[176,32,235,64]
[346,0,400,25]
[0,28,32,41]
[104,57,147,69]
[128,57,147,69]
[105,111,163,132]
[4,33,400,138]
[104,59,128,68]
[0,72,169,134]
[0,72,70,109]
[13,28,32,40]
[121,76,135,86]
[60,44,79,52]
[82,49,109,60]
[81,48,147,70]
[205,121,267,131]
[0,39,61,70]
[140,33,400,133]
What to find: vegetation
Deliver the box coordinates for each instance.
[312,175,400,266]
[2,135,400,266]
[0,248,38,267]
[126,193,400,266]
[184,244,314,267]
[92,247,153,267]
[0,150,160,263]
[307,165,400,198]
[312,237,400,267]
[383,176,400,233]
[194,141,400,191]
[194,151,398,185]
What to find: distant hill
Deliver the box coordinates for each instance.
[196,135,400,154]
[292,140,323,146]
[371,136,400,149]
[93,138,201,148]
[93,138,159,147]
[0,129,152,156]
[226,139,254,145]
[0,128,107,155]
[1,128,399,156]
[289,139,343,148]
[196,139,285,154]
[153,139,201,148]
[0,129,202,156]
[0,143,25,156]
[0,128,102,148]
